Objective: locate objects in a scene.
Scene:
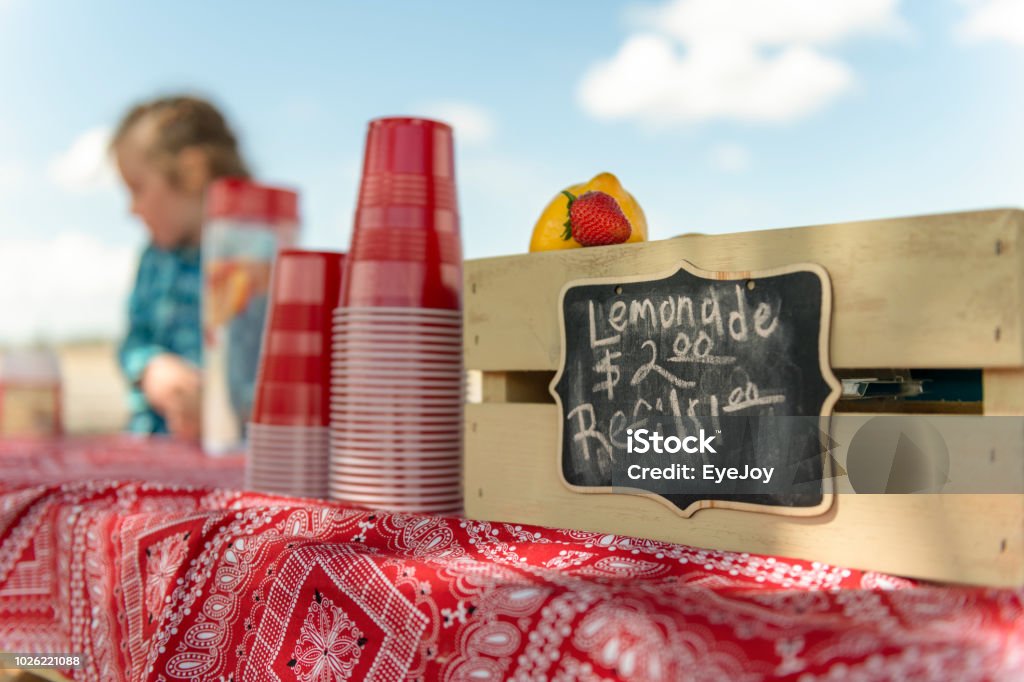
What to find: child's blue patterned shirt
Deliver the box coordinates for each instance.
[118,243,202,434]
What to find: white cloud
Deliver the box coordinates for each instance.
[48,127,116,194]
[958,0,1024,46]
[579,0,905,126]
[419,101,496,145]
[639,0,904,46]
[0,232,135,343]
[709,143,751,172]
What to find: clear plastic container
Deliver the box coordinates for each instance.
[201,178,299,455]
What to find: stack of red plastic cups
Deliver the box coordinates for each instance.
[247,250,345,499]
[330,117,463,513]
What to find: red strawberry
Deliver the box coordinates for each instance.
[561,190,632,247]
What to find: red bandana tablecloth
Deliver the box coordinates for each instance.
[0,437,1021,682]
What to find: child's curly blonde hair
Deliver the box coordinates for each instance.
[112,95,250,185]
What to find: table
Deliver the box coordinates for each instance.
[1,437,1021,681]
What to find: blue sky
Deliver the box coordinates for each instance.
[0,0,1022,342]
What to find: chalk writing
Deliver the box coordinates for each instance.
[553,263,836,511]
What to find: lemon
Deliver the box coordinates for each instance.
[529,172,647,252]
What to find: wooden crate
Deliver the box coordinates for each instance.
[463,209,1024,587]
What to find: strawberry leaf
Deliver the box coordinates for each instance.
[561,218,573,241]
[560,191,577,241]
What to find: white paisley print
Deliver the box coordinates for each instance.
[144,533,190,617]
[291,592,363,681]
[0,438,1022,682]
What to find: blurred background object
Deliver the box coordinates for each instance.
[0,0,1020,433]
[0,347,62,436]
[0,342,128,435]
[201,179,300,454]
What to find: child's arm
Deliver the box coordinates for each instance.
[119,325,202,441]
[139,353,200,441]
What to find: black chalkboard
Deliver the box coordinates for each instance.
[551,261,840,517]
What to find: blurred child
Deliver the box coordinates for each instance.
[111,95,250,440]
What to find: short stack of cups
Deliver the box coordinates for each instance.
[247,249,345,499]
[330,117,463,514]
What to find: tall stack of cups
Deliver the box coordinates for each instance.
[330,117,463,514]
[247,250,344,498]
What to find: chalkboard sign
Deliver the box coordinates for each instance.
[551,261,841,517]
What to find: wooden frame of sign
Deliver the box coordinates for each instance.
[462,208,1024,587]
[550,260,842,518]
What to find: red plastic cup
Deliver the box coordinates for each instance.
[333,468,460,481]
[340,117,462,310]
[252,250,345,426]
[328,489,462,504]
[331,454,461,464]
[333,307,461,318]
[248,428,329,449]
[265,250,345,330]
[252,382,328,427]
[328,495,460,506]
[330,432,462,445]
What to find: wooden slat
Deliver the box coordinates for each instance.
[984,369,1024,415]
[0,665,71,682]
[476,369,989,415]
[25,671,70,682]
[480,371,554,404]
[981,217,1024,413]
[464,209,1024,371]
[464,403,1024,586]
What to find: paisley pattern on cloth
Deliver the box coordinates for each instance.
[290,593,364,681]
[0,436,1022,681]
